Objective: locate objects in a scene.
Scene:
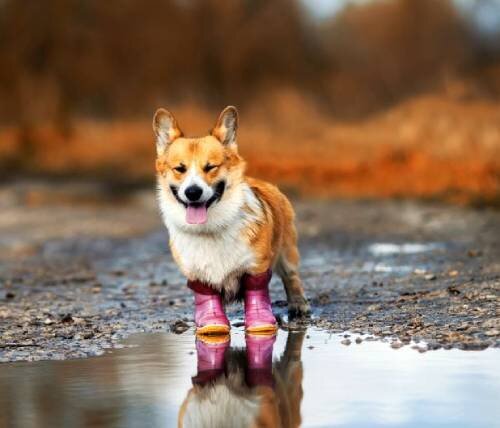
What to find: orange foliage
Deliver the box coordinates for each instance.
[1,92,499,204]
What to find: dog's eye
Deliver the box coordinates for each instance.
[173,165,186,173]
[203,164,218,173]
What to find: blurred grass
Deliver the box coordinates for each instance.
[1,88,499,205]
[1,0,500,205]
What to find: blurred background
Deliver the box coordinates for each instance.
[1,0,500,205]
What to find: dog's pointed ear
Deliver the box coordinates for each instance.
[153,108,183,155]
[211,106,238,146]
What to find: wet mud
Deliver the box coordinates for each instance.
[0,182,499,362]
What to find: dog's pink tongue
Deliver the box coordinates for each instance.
[186,205,208,224]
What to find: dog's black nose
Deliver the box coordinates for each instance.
[184,185,203,202]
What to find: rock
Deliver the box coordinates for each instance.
[60,313,73,323]
[170,320,190,334]
[112,270,125,276]
[467,249,482,257]
[427,342,442,350]
[231,321,245,328]
[72,317,86,326]
[461,342,489,351]
[456,322,470,331]
[482,319,500,329]
[314,293,331,305]
[341,339,351,346]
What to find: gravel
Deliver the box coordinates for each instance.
[0,183,499,362]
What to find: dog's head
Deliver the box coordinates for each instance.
[153,106,245,226]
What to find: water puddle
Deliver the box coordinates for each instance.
[367,243,444,256]
[0,329,499,427]
[300,241,448,279]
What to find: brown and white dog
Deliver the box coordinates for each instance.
[153,106,309,334]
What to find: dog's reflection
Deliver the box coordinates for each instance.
[178,331,305,428]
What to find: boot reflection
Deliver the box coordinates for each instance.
[246,334,275,389]
[191,336,230,387]
[178,331,305,428]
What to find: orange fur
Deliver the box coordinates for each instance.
[243,178,292,273]
[159,135,244,194]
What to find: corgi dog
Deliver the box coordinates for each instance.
[153,106,310,334]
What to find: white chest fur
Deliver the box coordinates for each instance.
[170,222,255,286]
[158,181,262,291]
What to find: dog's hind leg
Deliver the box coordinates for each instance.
[276,225,310,318]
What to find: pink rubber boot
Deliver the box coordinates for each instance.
[246,333,276,388]
[188,279,230,335]
[192,337,229,386]
[242,270,277,333]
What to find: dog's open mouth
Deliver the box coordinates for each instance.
[170,181,226,225]
[186,203,208,225]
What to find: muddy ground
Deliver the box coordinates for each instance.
[0,181,499,362]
